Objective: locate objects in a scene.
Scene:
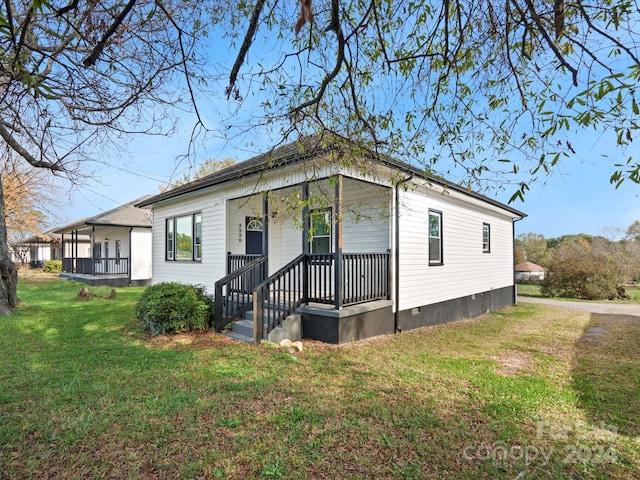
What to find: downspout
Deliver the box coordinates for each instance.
[128,227,133,286]
[394,175,413,333]
[512,216,525,306]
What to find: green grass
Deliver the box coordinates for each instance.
[1,277,639,479]
[517,283,640,303]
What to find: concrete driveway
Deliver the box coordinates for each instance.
[517,296,640,317]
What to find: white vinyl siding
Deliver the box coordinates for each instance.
[398,186,514,312]
[151,192,226,292]
[130,228,152,281]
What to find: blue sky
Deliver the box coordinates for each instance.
[51,125,639,240]
[47,24,639,240]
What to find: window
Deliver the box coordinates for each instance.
[166,219,174,260]
[194,214,202,261]
[428,210,443,265]
[166,213,202,261]
[93,242,102,262]
[310,209,332,253]
[115,240,121,264]
[482,223,491,253]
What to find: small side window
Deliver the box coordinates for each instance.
[482,223,491,253]
[429,210,443,265]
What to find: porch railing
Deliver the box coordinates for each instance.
[227,253,263,274]
[214,256,268,331]
[252,252,389,344]
[61,257,129,275]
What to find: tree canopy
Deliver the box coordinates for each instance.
[218,0,640,199]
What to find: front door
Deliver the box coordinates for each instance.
[104,241,109,273]
[246,217,263,255]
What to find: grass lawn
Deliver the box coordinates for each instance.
[1,277,639,479]
[517,283,640,303]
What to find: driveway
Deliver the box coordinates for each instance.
[517,296,640,317]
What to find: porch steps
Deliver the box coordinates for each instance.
[222,308,302,344]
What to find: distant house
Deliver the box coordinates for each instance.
[53,196,153,287]
[515,261,546,281]
[137,135,526,344]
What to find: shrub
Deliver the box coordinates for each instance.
[135,282,214,335]
[541,240,618,300]
[43,260,62,273]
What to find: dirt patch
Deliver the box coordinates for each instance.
[491,349,535,376]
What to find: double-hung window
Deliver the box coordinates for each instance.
[482,223,491,253]
[310,209,332,254]
[428,210,443,266]
[166,213,202,261]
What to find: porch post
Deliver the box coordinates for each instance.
[301,182,310,254]
[72,230,77,272]
[262,192,269,273]
[301,182,309,302]
[334,175,343,310]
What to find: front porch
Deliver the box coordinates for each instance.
[60,257,137,287]
[215,174,394,344]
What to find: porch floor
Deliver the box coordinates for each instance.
[59,272,149,287]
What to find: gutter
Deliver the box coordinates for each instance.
[512,216,526,306]
[394,175,414,333]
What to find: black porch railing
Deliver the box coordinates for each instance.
[250,252,389,344]
[214,256,268,331]
[61,257,129,275]
[227,253,263,274]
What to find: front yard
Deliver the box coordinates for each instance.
[1,277,639,478]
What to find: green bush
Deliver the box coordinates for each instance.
[541,240,618,300]
[134,282,214,335]
[43,260,62,273]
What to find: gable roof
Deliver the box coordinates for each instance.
[136,134,526,218]
[53,195,153,234]
[515,261,546,272]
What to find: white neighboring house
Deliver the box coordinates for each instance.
[53,196,153,287]
[515,261,547,281]
[137,135,526,344]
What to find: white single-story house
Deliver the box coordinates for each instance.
[515,261,546,281]
[137,134,526,344]
[53,196,153,287]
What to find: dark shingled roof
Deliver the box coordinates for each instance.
[53,196,153,233]
[136,134,526,218]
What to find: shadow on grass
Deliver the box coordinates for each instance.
[572,312,640,438]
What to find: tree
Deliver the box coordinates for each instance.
[0,0,204,312]
[168,157,236,189]
[2,159,59,264]
[515,232,549,266]
[627,221,640,242]
[221,0,640,198]
[542,238,619,300]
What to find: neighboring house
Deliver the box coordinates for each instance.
[515,261,546,281]
[9,230,67,267]
[53,196,153,287]
[137,135,526,344]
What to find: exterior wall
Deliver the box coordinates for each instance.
[130,228,152,281]
[150,191,227,292]
[92,226,131,275]
[397,183,515,313]
[62,237,91,258]
[225,178,391,275]
[515,271,545,281]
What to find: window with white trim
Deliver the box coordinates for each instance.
[166,213,202,261]
[482,223,491,253]
[310,209,332,253]
[429,210,443,265]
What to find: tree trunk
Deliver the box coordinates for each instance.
[0,175,18,314]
